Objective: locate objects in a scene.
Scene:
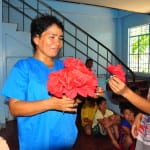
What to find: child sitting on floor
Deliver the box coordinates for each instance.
[81,98,97,135]
[92,97,120,149]
[119,102,136,150]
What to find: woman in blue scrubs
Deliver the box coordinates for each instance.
[1,15,79,150]
[2,14,104,150]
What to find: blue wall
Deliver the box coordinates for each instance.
[44,1,150,65]
[2,0,150,62]
[46,1,117,51]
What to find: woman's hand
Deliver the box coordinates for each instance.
[9,95,78,116]
[50,95,78,112]
[108,76,127,95]
[131,113,143,138]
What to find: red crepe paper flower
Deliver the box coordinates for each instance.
[107,64,126,83]
[47,57,98,99]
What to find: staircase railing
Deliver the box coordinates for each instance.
[2,0,136,82]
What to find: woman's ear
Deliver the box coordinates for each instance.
[33,35,39,46]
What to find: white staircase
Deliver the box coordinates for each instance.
[0,23,32,126]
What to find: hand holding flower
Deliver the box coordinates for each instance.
[108,76,128,95]
[107,64,126,83]
[50,95,78,112]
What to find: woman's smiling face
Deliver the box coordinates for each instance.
[34,24,63,58]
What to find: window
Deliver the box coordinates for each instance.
[128,24,150,73]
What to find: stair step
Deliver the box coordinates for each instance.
[2,23,17,31]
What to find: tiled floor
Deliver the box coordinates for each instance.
[0,120,113,150]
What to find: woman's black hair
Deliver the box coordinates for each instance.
[30,14,64,50]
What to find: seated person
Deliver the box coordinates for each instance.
[85,58,93,71]
[92,97,120,149]
[119,102,136,150]
[81,98,97,135]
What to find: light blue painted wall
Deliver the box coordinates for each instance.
[2,0,150,63]
[43,1,150,67]
[2,0,117,51]
[45,0,117,51]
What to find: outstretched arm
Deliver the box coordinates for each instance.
[108,76,150,114]
[9,95,78,116]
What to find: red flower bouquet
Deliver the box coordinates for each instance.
[107,64,126,83]
[47,57,98,99]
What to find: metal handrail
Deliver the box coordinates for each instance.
[2,0,136,82]
[38,0,135,81]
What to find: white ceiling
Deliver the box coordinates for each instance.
[60,0,150,14]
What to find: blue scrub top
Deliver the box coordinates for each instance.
[1,57,78,150]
